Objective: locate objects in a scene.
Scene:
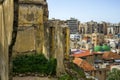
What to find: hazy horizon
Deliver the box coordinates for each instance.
[47,0,120,23]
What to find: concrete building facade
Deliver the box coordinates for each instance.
[92,29,104,46]
[79,21,108,35]
[67,18,79,34]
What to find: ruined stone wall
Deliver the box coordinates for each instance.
[63,27,70,59]
[0,0,70,79]
[43,6,49,58]
[48,20,70,76]
[13,27,36,53]
[19,0,45,3]
[49,20,70,59]
[13,0,48,57]
[55,26,66,76]
[0,0,15,80]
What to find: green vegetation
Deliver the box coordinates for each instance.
[13,54,57,76]
[70,62,86,78]
[58,62,86,80]
[107,68,120,80]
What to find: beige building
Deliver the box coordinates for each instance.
[92,29,104,46]
[107,24,120,35]
[79,21,108,35]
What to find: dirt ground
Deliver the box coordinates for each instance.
[13,76,58,80]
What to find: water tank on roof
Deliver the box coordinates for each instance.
[102,45,111,51]
[94,45,102,52]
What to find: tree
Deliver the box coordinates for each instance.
[107,68,120,80]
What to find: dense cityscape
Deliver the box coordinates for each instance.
[0,0,120,80]
[49,18,120,80]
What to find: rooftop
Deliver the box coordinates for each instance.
[73,58,96,71]
[102,52,120,60]
[71,49,103,58]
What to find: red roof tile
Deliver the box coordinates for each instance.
[72,50,91,58]
[73,58,96,71]
[71,49,104,58]
[102,52,120,60]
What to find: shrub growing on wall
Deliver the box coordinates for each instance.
[13,54,57,76]
[47,58,57,75]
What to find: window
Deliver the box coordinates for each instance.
[93,36,96,38]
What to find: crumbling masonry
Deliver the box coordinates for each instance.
[0,0,70,79]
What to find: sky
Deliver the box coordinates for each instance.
[47,0,120,23]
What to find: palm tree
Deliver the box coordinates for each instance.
[107,68,120,80]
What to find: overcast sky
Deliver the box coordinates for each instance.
[47,0,120,23]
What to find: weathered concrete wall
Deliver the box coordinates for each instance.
[13,27,36,53]
[0,0,14,80]
[63,27,70,59]
[48,20,70,76]
[0,0,70,79]
[43,22,49,58]
[55,26,66,76]
[13,0,49,57]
